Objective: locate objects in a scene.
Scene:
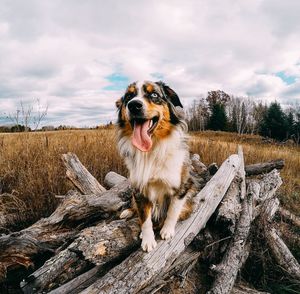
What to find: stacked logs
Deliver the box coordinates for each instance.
[0,147,299,293]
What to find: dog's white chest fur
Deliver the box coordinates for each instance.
[119,128,188,205]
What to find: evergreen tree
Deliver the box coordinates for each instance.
[259,102,288,141]
[286,112,295,139]
[207,103,228,131]
[206,90,229,131]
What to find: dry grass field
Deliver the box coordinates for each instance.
[0,128,299,231]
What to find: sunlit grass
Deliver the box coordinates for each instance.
[0,129,299,230]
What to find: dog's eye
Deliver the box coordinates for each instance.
[151,93,158,98]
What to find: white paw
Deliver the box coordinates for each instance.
[141,233,157,252]
[120,209,134,219]
[160,225,175,240]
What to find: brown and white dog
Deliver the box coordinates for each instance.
[116,81,197,252]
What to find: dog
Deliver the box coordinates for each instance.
[116,81,197,252]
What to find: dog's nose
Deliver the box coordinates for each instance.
[128,100,143,114]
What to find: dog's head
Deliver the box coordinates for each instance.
[116,81,184,152]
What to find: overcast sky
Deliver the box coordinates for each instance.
[0,0,300,127]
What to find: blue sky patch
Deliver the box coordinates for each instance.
[151,72,164,80]
[275,71,296,85]
[103,73,129,91]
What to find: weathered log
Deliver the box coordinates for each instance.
[278,206,300,227]
[216,146,245,234]
[260,198,300,280]
[208,181,259,294]
[139,246,201,294]
[237,146,246,200]
[48,266,103,294]
[265,226,300,280]
[79,153,241,294]
[231,284,270,294]
[104,171,127,189]
[21,218,140,293]
[191,153,208,177]
[0,179,131,283]
[245,159,284,176]
[21,248,91,294]
[62,153,106,194]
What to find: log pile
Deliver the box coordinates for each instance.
[0,147,299,293]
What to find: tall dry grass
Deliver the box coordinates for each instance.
[0,129,299,230]
[190,131,300,213]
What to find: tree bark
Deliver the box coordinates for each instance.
[265,226,300,280]
[278,207,300,227]
[62,153,106,194]
[216,146,246,234]
[208,181,259,294]
[245,159,284,176]
[79,153,241,294]
[0,178,131,283]
[104,171,127,189]
[20,218,140,293]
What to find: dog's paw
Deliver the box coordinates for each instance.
[141,232,157,252]
[120,208,134,219]
[160,225,175,240]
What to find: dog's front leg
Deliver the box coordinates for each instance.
[160,196,186,240]
[134,192,157,252]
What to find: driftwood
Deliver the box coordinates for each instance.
[62,153,106,194]
[245,159,284,176]
[208,182,258,294]
[278,206,300,227]
[260,198,300,280]
[208,168,284,294]
[79,154,241,294]
[215,146,245,233]
[104,171,127,188]
[0,156,131,284]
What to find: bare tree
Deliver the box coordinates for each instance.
[7,98,48,131]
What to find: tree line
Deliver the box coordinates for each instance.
[186,90,300,143]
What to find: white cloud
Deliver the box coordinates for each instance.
[0,0,300,127]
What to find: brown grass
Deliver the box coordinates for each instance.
[0,129,299,230]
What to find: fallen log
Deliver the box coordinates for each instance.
[265,226,300,280]
[261,198,300,280]
[245,159,284,176]
[208,181,259,294]
[231,284,270,294]
[20,218,141,293]
[278,206,300,227]
[62,153,106,194]
[215,146,245,234]
[79,153,241,294]
[104,171,127,189]
[0,159,131,284]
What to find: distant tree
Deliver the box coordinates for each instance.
[286,112,295,139]
[186,97,209,131]
[7,99,48,131]
[206,90,229,131]
[207,103,228,131]
[259,102,288,141]
[250,102,268,134]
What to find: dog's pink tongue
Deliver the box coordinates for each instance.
[132,120,152,152]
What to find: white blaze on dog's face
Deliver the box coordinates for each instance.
[116,81,183,152]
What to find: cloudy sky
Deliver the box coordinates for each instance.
[0,0,300,127]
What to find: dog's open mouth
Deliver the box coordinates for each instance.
[131,116,159,152]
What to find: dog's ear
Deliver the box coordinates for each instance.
[115,98,122,109]
[156,81,183,108]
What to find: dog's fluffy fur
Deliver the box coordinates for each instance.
[116,81,197,252]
